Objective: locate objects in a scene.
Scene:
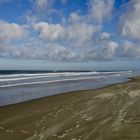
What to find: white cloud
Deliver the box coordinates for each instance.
[33,14,99,45]
[12,0,116,61]
[35,0,55,10]
[34,22,66,41]
[0,20,27,42]
[100,41,118,60]
[119,41,140,58]
[69,12,82,23]
[67,23,98,45]
[100,32,110,40]
[35,0,68,10]
[1,0,140,62]
[31,14,100,60]
[34,22,98,51]
[120,0,140,40]
[31,0,115,52]
[89,0,114,24]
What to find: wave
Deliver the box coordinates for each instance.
[0,72,131,88]
[0,76,104,88]
[0,72,101,81]
[0,71,132,81]
[0,71,99,78]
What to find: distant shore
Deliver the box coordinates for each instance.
[0,77,140,140]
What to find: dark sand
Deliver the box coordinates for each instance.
[0,77,140,140]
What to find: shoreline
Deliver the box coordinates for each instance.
[0,76,132,108]
[0,76,140,140]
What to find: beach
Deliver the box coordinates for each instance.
[0,76,140,140]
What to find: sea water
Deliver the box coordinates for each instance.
[0,70,139,106]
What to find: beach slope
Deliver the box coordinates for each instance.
[0,77,140,140]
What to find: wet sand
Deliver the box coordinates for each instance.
[0,77,140,140]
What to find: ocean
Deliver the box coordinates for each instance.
[0,70,139,106]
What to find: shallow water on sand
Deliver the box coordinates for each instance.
[0,71,139,106]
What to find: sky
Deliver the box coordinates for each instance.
[0,0,140,70]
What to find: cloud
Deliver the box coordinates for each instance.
[35,0,55,10]
[1,0,140,62]
[33,10,101,44]
[34,22,66,41]
[0,0,117,61]
[31,0,115,45]
[89,0,114,24]
[100,32,111,40]
[119,41,140,58]
[35,0,68,10]
[33,14,100,48]
[0,20,27,42]
[100,41,118,60]
[120,0,140,40]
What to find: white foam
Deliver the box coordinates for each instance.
[0,71,132,82]
[0,71,100,77]
[0,73,62,78]
[0,71,130,88]
[0,72,100,81]
[0,75,63,81]
[0,76,103,88]
[0,71,127,78]
[101,71,132,74]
